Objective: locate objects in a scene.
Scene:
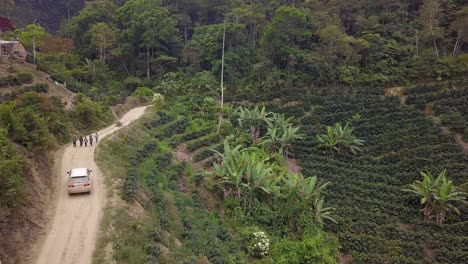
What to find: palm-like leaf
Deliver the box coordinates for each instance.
[316,122,364,155]
[263,114,304,157]
[314,198,337,225]
[403,169,468,224]
[236,106,272,142]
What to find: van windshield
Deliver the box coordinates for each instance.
[70,176,89,183]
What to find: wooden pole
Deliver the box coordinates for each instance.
[217,22,226,133]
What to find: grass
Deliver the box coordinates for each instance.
[93,108,156,264]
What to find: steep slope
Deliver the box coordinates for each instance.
[0,61,75,107]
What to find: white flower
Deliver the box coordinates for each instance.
[248,231,270,258]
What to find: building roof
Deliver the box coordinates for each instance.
[0,40,19,45]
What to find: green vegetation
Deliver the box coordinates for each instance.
[5,0,466,105]
[0,72,33,87]
[316,122,365,155]
[96,99,339,263]
[404,84,468,140]
[2,0,468,263]
[403,169,468,224]
[256,88,468,263]
[0,129,26,207]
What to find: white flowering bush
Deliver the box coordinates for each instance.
[247,231,270,258]
[152,93,165,105]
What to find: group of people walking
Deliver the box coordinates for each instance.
[72,133,99,147]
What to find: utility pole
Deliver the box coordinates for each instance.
[217,22,226,133]
[33,35,36,64]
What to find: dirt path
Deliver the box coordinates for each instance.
[33,106,148,264]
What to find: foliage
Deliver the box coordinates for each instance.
[316,122,365,155]
[0,129,25,207]
[246,231,269,258]
[269,232,340,264]
[132,86,154,102]
[403,169,468,224]
[270,90,468,263]
[0,96,52,149]
[262,113,304,158]
[72,94,113,131]
[0,16,14,32]
[236,106,272,143]
[0,73,33,87]
[404,84,468,140]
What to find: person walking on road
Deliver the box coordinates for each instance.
[79,136,83,147]
[95,132,98,143]
[89,135,93,146]
[84,136,88,147]
[72,137,77,147]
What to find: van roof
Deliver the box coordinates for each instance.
[70,168,89,177]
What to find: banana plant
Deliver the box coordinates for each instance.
[314,198,337,225]
[263,113,304,157]
[403,170,437,221]
[316,122,364,155]
[236,106,272,142]
[403,169,468,224]
[433,171,468,224]
[282,173,336,224]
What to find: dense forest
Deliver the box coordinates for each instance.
[1,0,468,263]
[3,0,468,96]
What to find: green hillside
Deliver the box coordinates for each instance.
[1,0,468,263]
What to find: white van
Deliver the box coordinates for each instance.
[67,168,92,194]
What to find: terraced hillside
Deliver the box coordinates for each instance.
[97,88,467,263]
[404,84,468,142]
[261,89,468,263]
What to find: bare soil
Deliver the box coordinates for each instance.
[30,106,148,264]
[441,126,468,154]
[286,158,302,174]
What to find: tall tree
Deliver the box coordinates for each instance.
[419,0,442,58]
[61,1,117,60]
[15,24,50,64]
[217,22,225,133]
[261,6,311,68]
[119,0,179,78]
[89,22,119,64]
[450,6,468,57]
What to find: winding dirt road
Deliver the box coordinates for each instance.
[34,106,148,264]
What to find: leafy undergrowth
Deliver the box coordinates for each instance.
[95,99,340,263]
[253,88,468,263]
[95,105,244,263]
[96,87,468,263]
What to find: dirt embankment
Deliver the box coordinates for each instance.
[0,149,56,264]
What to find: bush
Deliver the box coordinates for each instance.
[0,73,33,87]
[132,86,154,102]
[21,83,48,93]
[247,231,270,258]
[16,73,33,84]
[0,129,26,207]
[269,233,340,264]
[186,133,220,152]
[72,96,112,130]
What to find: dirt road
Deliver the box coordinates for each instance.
[34,106,148,264]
